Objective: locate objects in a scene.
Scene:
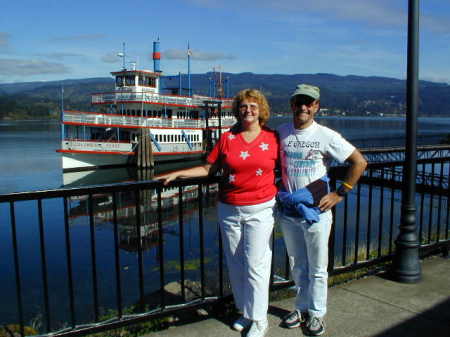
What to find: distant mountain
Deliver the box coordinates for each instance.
[1,73,449,119]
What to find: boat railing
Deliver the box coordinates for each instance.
[154,142,203,153]
[92,91,232,108]
[63,111,235,129]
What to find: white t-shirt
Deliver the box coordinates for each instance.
[277,121,355,193]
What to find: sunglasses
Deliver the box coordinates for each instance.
[291,95,316,107]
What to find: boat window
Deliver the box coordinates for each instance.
[125,75,135,86]
[163,135,167,142]
[116,76,124,87]
[137,76,156,87]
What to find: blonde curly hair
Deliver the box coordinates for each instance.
[232,89,271,126]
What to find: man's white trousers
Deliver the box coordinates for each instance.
[218,198,275,321]
[279,211,332,318]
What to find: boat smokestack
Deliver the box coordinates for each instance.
[153,38,161,73]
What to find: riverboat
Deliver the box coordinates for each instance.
[57,40,236,172]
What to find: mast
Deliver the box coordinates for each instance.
[117,42,126,70]
[187,42,192,96]
[60,85,65,140]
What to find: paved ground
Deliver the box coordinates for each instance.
[145,255,450,337]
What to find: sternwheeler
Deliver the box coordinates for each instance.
[57,39,235,171]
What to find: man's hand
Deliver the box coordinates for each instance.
[318,192,343,211]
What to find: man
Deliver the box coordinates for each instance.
[277,84,367,336]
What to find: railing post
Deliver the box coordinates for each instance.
[392,0,421,283]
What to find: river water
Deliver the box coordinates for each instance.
[0,117,448,330]
[0,116,449,194]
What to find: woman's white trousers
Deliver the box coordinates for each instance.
[218,198,275,321]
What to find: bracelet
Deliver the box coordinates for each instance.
[342,182,353,190]
[336,185,348,197]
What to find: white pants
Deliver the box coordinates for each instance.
[218,198,275,321]
[279,211,332,318]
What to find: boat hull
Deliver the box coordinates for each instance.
[60,150,205,172]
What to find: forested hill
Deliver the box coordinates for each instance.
[1,73,449,119]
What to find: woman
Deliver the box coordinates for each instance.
[156,89,278,337]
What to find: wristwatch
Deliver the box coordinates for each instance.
[336,185,349,197]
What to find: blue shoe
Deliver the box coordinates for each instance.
[232,316,252,332]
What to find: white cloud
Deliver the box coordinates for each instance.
[101,52,121,63]
[50,34,106,42]
[186,0,450,33]
[421,74,450,84]
[0,32,11,53]
[37,52,84,60]
[164,48,236,61]
[269,0,406,26]
[184,0,224,8]
[0,32,9,47]
[0,59,70,76]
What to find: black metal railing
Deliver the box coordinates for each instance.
[0,152,449,337]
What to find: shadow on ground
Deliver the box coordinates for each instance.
[373,297,450,337]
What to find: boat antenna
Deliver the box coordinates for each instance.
[60,84,65,139]
[117,42,126,70]
[187,41,192,96]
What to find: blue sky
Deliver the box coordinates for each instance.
[1,0,449,84]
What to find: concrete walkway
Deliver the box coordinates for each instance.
[146,255,449,337]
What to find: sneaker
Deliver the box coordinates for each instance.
[281,309,305,328]
[246,319,268,337]
[306,316,325,336]
[232,316,252,332]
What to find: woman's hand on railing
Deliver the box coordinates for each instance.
[154,172,180,186]
[155,165,212,186]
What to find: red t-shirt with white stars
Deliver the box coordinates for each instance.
[207,127,279,206]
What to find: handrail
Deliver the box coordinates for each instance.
[0,151,449,337]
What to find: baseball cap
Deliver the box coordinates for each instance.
[291,84,320,100]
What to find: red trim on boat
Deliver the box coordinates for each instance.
[57,149,135,155]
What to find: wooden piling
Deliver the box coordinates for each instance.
[137,129,154,168]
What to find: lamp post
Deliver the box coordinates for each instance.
[392,0,422,283]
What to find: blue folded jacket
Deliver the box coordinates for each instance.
[277,176,330,224]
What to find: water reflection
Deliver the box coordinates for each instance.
[62,161,204,188]
[60,168,226,326]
